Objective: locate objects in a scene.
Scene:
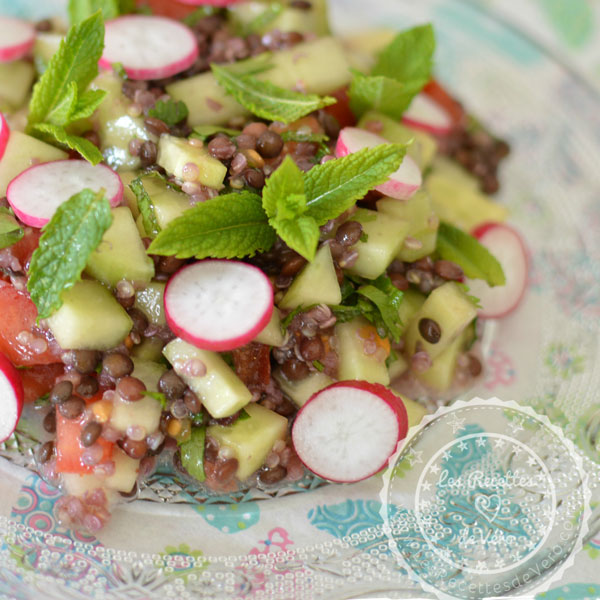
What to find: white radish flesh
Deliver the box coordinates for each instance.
[402,93,453,136]
[100,16,199,80]
[335,127,422,199]
[292,381,408,483]
[0,352,24,443]
[7,160,123,228]
[0,113,9,161]
[467,223,528,318]
[0,17,35,63]
[164,260,274,352]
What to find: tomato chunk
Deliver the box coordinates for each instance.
[322,87,357,130]
[21,363,64,404]
[422,79,465,126]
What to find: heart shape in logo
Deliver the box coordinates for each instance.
[474,493,502,524]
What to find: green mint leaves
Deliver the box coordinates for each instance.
[129,178,160,239]
[147,191,275,259]
[148,99,189,127]
[0,209,24,250]
[349,24,435,119]
[179,427,206,482]
[27,12,106,164]
[436,222,506,286]
[68,0,119,24]
[211,63,336,124]
[27,189,113,319]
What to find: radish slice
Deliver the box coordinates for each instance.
[292,381,408,483]
[0,352,24,443]
[100,16,199,80]
[467,223,528,318]
[7,160,123,228]
[402,93,453,136]
[0,17,35,63]
[164,260,274,352]
[335,127,422,199]
[0,112,9,161]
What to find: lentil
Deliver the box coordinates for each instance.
[116,377,146,402]
[256,130,283,158]
[299,336,324,362]
[390,272,409,291]
[207,136,236,160]
[280,254,306,277]
[183,389,202,413]
[58,396,85,419]
[468,354,482,377]
[102,353,134,379]
[122,437,148,459]
[419,318,442,344]
[258,465,287,484]
[434,260,463,280]
[144,116,170,136]
[139,141,158,167]
[242,168,265,189]
[71,350,100,374]
[215,458,238,483]
[77,375,99,398]
[81,422,103,447]
[281,358,310,381]
[50,380,73,405]
[335,221,362,246]
[38,440,55,464]
[128,308,149,335]
[235,133,257,150]
[158,369,187,400]
[43,409,56,433]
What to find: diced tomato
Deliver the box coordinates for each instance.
[135,0,198,19]
[55,410,114,474]
[10,229,41,272]
[21,363,64,404]
[0,286,63,366]
[322,87,357,129]
[232,342,271,387]
[422,79,465,126]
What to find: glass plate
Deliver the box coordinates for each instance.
[0,0,599,598]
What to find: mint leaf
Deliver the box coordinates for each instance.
[68,0,119,24]
[33,123,104,165]
[46,81,78,126]
[436,222,506,286]
[239,3,284,35]
[349,72,410,120]
[0,209,24,250]
[119,0,135,13]
[27,189,113,319]
[148,99,189,127]
[179,427,206,481]
[212,63,336,124]
[261,155,305,219]
[129,177,160,239]
[191,125,241,141]
[148,191,275,259]
[238,408,251,421]
[69,88,107,122]
[183,5,219,26]
[272,215,319,262]
[304,144,406,225]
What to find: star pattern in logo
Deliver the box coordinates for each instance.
[447,412,466,434]
[508,417,524,434]
[405,449,423,466]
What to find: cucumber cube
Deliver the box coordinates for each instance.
[104,448,140,493]
[0,61,35,110]
[131,337,165,363]
[110,385,163,435]
[396,393,428,428]
[207,403,288,481]
[134,282,166,326]
[398,289,426,335]
[131,358,166,392]
[417,329,469,392]
[387,353,408,380]
[163,338,252,418]
[47,280,133,350]
[273,369,334,407]
[253,307,286,347]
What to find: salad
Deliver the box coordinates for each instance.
[0,0,527,532]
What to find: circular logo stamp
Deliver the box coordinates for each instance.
[380,398,590,600]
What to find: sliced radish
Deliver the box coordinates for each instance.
[99,16,199,80]
[467,223,528,318]
[0,352,24,443]
[292,381,408,483]
[0,17,35,63]
[335,127,422,199]
[0,113,9,161]
[164,260,274,352]
[7,160,123,228]
[402,93,453,136]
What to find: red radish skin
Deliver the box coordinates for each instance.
[335,127,422,199]
[7,160,123,228]
[99,16,199,80]
[0,352,24,443]
[467,222,529,318]
[292,381,408,483]
[0,112,9,161]
[164,260,274,352]
[402,93,453,136]
[0,17,35,63]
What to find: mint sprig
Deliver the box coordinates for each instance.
[27,12,105,165]
[436,222,506,286]
[129,178,160,239]
[211,63,336,124]
[68,0,119,24]
[27,189,113,319]
[148,99,189,127]
[0,208,24,250]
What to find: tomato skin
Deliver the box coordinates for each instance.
[21,363,64,404]
[135,0,199,18]
[422,79,465,126]
[322,87,357,130]
[11,229,41,272]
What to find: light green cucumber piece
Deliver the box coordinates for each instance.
[121,171,169,219]
[47,280,133,350]
[340,28,396,70]
[33,32,62,73]
[273,369,334,408]
[85,206,155,288]
[131,337,165,362]
[403,282,477,360]
[0,131,67,196]
[358,110,438,171]
[167,36,351,126]
[0,61,35,110]
[110,373,163,434]
[207,402,288,480]
[163,338,252,418]
[387,353,408,381]
[157,134,227,189]
[335,316,390,385]
[398,289,426,334]
[253,307,285,347]
[134,282,166,326]
[104,448,140,493]
[346,208,409,280]
[279,244,341,309]
[131,358,166,392]
[396,393,428,428]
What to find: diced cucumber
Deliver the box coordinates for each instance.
[0,61,35,111]
[85,206,155,288]
[398,289,426,334]
[152,187,191,229]
[47,280,133,350]
[180,427,206,482]
[273,369,334,407]
[104,447,140,493]
[0,131,67,196]
[110,385,163,435]
[134,282,166,326]
[131,358,166,392]
[346,208,409,280]
[207,402,288,481]
[358,110,438,171]
[157,134,227,189]
[253,307,285,347]
[62,473,105,497]
[403,282,477,360]
[131,336,165,362]
[163,338,252,418]
[335,317,390,385]
[396,392,428,428]
[387,353,408,380]
[33,32,62,74]
[397,227,438,262]
[168,36,351,126]
[120,171,140,217]
[279,244,341,310]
